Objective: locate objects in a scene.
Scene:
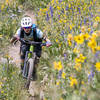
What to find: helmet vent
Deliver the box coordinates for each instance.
[21,17,32,27]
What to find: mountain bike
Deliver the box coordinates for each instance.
[19,38,46,89]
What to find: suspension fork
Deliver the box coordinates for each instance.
[23,51,31,77]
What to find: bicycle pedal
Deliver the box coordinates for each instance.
[31,76,37,81]
[22,75,28,79]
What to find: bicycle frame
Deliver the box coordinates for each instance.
[22,45,36,78]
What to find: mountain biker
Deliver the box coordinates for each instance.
[10,16,51,79]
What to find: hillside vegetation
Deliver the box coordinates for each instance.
[0,0,100,100]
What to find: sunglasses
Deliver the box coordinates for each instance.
[23,26,31,29]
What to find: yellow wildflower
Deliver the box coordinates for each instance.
[57,6,61,10]
[88,40,97,49]
[74,63,81,71]
[88,71,91,74]
[67,34,73,46]
[51,0,55,4]
[96,30,100,37]
[54,61,63,71]
[81,26,86,33]
[0,82,2,89]
[0,82,2,85]
[0,85,1,88]
[70,77,78,87]
[78,25,80,29]
[90,1,93,5]
[62,72,66,79]
[56,0,59,4]
[88,28,91,32]
[59,19,66,23]
[75,58,81,63]
[68,40,72,46]
[59,43,62,47]
[39,8,42,12]
[92,32,98,39]
[95,16,100,22]
[95,62,100,71]
[80,54,86,61]
[5,54,11,59]
[1,5,4,10]
[69,24,74,30]
[69,4,71,8]
[60,98,63,100]
[40,8,48,12]
[0,35,3,38]
[81,88,86,96]
[54,61,58,69]
[81,81,85,85]
[59,19,63,23]
[67,34,73,41]
[55,39,59,43]
[75,54,86,63]
[82,33,90,40]
[56,81,60,86]
[44,98,47,100]
[1,91,4,94]
[5,0,9,4]
[96,46,100,51]
[74,35,84,44]
[73,48,80,53]
[63,20,67,23]
[69,76,73,80]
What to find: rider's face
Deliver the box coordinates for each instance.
[23,27,31,33]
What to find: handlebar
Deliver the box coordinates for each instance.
[19,38,46,46]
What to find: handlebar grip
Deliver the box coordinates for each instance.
[13,40,18,45]
[19,38,29,44]
[41,43,46,46]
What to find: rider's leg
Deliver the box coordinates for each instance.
[32,57,39,80]
[32,50,42,80]
[20,59,24,71]
[20,44,30,71]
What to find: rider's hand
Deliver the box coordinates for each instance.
[10,36,19,43]
[46,41,52,47]
[10,36,20,47]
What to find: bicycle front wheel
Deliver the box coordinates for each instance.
[25,58,35,89]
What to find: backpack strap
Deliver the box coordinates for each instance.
[20,27,24,38]
[32,24,42,42]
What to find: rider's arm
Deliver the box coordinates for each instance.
[43,36,50,42]
[36,28,51,46]
[10,28,21,43]
[36,29,50,42]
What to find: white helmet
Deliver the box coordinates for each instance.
[21,17,32,27]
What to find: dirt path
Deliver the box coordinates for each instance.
[8,10,44,100]
[9,42,20,66]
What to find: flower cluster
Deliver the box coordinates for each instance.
[37,0,100,99]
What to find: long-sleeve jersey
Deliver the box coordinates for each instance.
[15,26,43,41]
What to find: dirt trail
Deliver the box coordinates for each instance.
[9,10,44,100]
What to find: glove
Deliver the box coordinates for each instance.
[46,41,52,47]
